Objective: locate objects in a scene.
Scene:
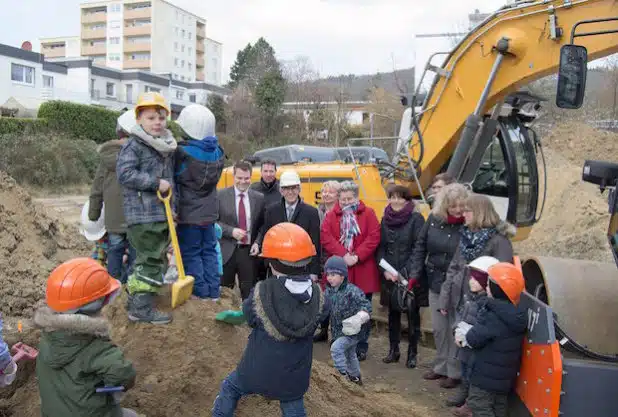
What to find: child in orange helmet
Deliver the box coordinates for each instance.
[454,262,527,417]
[34,258,138,417]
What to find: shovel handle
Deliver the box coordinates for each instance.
[157,190,187,280]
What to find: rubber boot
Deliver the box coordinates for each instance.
[127,292,172,324]
[406,344,417,368]
[445,379,469,407]
[382,343,400,363]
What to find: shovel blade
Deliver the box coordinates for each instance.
[11,342,39,361]
[171,275,195,308]
[215,310,246,325]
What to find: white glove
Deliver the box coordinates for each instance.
[342,311,370,336]
[454,321,472,347]
[164,265,178,284]
[0,359,17,387]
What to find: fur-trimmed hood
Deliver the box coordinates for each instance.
[34,307,111,369]
[496,221,517,238]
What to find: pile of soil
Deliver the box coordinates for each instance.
[5,289,435,417]
[540,120,618,164]
[0,172,90,318]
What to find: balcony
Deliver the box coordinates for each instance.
[124,60,150,70]
[196,70,205,81]
[42,46,66,58]
[124,24,151,37]
[82,28,106,40]
[124,7,151,20]
[196,25,206,39]
[82,44,107,56]
[82,12,107,24]
[196,42,204,54]
[196,56,205,68]
[124,41,151,53]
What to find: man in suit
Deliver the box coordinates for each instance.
[255,170,321,280]
[217,160,265,300]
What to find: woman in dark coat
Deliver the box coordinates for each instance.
[408,183,469,388]
[376,185,425,368]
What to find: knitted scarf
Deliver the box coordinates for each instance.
[339,203,361,251]
[383,201,414,228]
[459,226,498,262]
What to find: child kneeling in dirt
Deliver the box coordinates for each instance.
[324,255,371,385]
[212,223,330,417]
[34,258,138,417]
[454,262,527,417]
[117,92,177,324]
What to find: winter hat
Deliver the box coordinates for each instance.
[470,269,489,289]
[324,256,348,279]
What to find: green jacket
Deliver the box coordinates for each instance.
[89,139,128,234]
[34,307,136,417]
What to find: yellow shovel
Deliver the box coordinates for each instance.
[158,190,194,308]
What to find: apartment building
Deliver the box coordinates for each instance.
[40,0,222,84]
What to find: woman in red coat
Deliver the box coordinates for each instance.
[321,180,381,360]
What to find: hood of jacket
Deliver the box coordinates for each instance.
[486,298,527,333]
[33,307,110,369]
[496,221,517,238]
[98,139,125,171]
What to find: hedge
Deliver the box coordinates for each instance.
[0,118,49,135]
[38,101,121,143]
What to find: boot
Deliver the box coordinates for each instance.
[445,380,469,407]
[382,343,400,363]
[452,402,472,417]
[439,377,461,389]
[127,292,172,324]
[405,344,417,369]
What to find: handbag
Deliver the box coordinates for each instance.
[389,267,416,313]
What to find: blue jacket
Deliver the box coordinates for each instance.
[116,128,176,226]
[174,138,224,225]
[214,223,223,276]
[0,316,11,371]
[466,297,527,394]
[236,277,329,401]
[325,277,372,341]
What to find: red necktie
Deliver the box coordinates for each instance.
[238,193,248,244]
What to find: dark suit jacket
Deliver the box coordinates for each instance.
[217,186,265,265]
[256,198,321,275]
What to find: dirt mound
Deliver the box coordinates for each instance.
[0,171,90,317]
[541,121,618,165]
[4,289,434,417]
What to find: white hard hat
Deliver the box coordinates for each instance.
[79,201,106,242]
[468,256,499,273]
[117,108,137,136]
[176,104,215,140]
[279,170,301,187]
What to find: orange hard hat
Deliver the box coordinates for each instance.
[259,222,316,263]
[46,258,121,312]
[487,262,525,305]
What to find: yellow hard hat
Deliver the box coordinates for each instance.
[135,92,171,118]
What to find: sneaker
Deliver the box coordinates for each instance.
[348,374,363,386]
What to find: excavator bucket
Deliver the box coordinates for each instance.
[158,190,194,308]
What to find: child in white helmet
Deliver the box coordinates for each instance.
[173,104,225,300]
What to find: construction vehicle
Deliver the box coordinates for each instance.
[217,1,618,414]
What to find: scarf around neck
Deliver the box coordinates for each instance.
[383,201,415,228]
[459,226,498,262]
[339,203,360,251]
[131,125,177,156]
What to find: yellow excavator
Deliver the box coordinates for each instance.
[217,1,618,414]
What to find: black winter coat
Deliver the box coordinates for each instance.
[466,297,527,394]
[250,179,282,208]
[257,198,321,275]
[408,214,462,294]
[376,211,425,306]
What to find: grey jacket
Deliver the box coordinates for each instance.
[455,290,486,363]
[116,130,176,226]
[438,221,516,312]
[217,186,265,265]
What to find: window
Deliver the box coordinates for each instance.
[188,32,192,40]
[188,47,192,55]
[175,58,179,67]
[109,37,120,44]
[176,89,184,99]
[108,3,121,13]
[189,93,196,103]
[126,84,133,103]
[43,75,54,88]
[175,27,179,35]
[188,63,192,71]
[145,85,160,93]
[181,75,185,81]
[174,42,178,51]
[181,60,184,68]
[181,29,185,38]
[181,14,185,24]
[181,45,185,53]
[128,36,150,43]
[110,20,121,29]
[131,53,149,60]
[91,24,105,30]
[106,82,115,97]
[11,63,35,85]
[108,53,121,61]
[175,10,179,20]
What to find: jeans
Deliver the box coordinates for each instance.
[356,293,373,355]
[212,370,306,417]
[177,224,220,299]
[107,233,136,284]
[330,336,361,378]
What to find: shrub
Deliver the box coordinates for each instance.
[0,132,99,187]
[0,118,49,135]
[38,101,120,143]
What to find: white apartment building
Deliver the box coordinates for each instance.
[0,42,229,118]
[39,0,223,85]
[40,37,82,59]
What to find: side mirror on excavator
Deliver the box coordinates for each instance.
[555,44,588,109]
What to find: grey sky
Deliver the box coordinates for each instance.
[0,0,507,83]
